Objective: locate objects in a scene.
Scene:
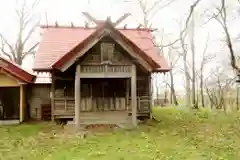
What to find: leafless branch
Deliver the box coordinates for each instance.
[0,0,40,65]
[213,0,240,72]
[147,0,178,21]
[21,42,39,59]
[159,0,203,48]
[0,40,13,61]
[22,21,40,45]
[0,35,17,61]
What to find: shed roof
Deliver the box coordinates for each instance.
[0,56,35,83]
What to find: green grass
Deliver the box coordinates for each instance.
[1,108,240,160]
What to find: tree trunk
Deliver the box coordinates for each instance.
[190,10,197,109]
[200,68,205,108]
[237,87,239,111]
[170,70,178,105]
[183,54,191,107]
[164,82,168,104]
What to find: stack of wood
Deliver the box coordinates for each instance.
[41,104,51,121]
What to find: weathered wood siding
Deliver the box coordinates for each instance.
[79,37,133,65]
[27,84,51,120]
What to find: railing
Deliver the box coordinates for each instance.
[53,97,75,116]
[53,96,150,116]
[80,65,132,73]
[128,96,151,113]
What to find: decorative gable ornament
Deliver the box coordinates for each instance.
[101,42,115,62]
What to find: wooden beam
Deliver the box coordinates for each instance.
[75,65,81,129]
[54,76,74,81]
[60,32,107,72]
[82,12,99,25]
[114,13,131,26]
[19,85,25,123]
[79,72,132,78]
[148,73,153,119]
[126,78,129,110]
[51,72,55,121]
[131,64,137,127]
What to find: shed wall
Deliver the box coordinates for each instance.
[0,73,20,87]
[27,84,51,120]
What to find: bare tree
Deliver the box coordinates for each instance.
[189,10,198,109]
[195,34,216,108]
[135,0,178,27]
[0,0,40,65]
[167,46,180,105]
[213,0,240,72]
[177,27,192,107]
[182,0,203,108]
[205,72,235,111]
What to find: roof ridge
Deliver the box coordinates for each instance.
[40,25,155,32]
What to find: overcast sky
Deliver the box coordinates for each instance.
[0,0,239,93]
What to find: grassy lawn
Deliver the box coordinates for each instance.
[1,108,240,160]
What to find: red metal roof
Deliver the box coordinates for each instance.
[34,23,170,72]
[0,56,35,83]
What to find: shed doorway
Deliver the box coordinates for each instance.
[0,87,20,120]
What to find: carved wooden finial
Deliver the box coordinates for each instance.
[55,21,59,27]
[70,22,74,27]
[84,21,89,28]
[81,12,131,27]
[106,16,111,22]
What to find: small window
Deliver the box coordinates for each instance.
[101,42,115,62]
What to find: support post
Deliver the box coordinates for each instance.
[131,64,137,127]
[20,84,25,123]
[75,65,81,129]
[51,72,55,121]
[126,79,129,110]
[148,73,153,119]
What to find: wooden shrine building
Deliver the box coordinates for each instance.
[0,13,170,127]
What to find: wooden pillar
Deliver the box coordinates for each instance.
[90,83,93,111]
[131,64,137,127]
[20,84,25,123]
[126,79,129,110]
[148,73,153,119]
[51,72,55,121]
[75,65,81,129]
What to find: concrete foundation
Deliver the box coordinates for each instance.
[0,120,20,125]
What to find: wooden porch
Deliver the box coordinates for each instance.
[53,96,150,118]
[50,37,153,127]
[51,63,151,127]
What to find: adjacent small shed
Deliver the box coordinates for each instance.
[0,56,35,123]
